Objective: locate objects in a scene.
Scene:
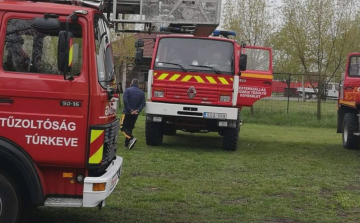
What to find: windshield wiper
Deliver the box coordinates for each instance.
[189,65,221,74]
[156,62,187,72]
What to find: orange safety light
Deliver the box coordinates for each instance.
[93,183,106,191]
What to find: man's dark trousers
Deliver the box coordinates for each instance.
[120,114,138,146]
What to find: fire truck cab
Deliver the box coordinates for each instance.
[137,31,273,151]
[337,53,360,149]
[0,0,123,222]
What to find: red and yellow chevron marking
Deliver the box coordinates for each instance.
[89,130,105,164]
[154,73,233,85]
[153,72,272,84]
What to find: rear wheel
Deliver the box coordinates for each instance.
[146,121,163,146]
[342,113,359,150]
[0,173,21,223]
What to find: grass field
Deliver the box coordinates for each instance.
[21,115,360,223]
[241,99,338,128]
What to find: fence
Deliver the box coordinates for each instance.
[246,73,338,117]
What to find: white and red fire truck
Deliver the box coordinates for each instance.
[136,30,273,151]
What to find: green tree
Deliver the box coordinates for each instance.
[274,0,360,120]
[223,0,273,116]
[223,0,273,46]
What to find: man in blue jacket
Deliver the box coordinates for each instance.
[121,78,145,149]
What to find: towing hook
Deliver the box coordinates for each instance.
[239,120,244,126]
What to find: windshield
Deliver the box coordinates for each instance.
[94,16,115,88]
[154,38,234,75]
[3,19,82,75]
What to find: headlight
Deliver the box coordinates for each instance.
[154,91,164,97]
[220,95,230,102]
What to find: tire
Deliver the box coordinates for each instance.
[222,112,240,151]
[305,94,311,99]
[163,124,176,136]
[145,121,163,146]
[0,173,21,223]
[342,113,360,150]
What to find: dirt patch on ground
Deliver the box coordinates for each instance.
[221,197,249,205]
[319,188,332,198]
[142,187,161,192]
[344,184,360,191]
[130,171,175,178]
[337,207,360,218]
[265,218,304,223]
[197,190,224,196]
[270,193,294,198]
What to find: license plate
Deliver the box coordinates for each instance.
[203,112,227,119]
[111,169,120,190]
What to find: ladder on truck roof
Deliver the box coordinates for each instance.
[27,0,222,36]
[102,0,222,36]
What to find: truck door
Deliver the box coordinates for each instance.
[340,53,360,106]
[237,46,272,107]
[0,13,89,167]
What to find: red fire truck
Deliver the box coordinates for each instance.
[136,30,273,151]
[0,0,123,222]
[338,53,360,149]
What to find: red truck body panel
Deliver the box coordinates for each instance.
[0,1,119,197]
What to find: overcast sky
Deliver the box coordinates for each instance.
[218,0,283,30]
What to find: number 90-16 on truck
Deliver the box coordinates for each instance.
[0,0,123,222]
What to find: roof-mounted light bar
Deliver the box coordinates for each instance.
[212,30,236,38]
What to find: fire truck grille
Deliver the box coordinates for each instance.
[103,119,120,166]
[167,87,218,102]
[88,119,120,175]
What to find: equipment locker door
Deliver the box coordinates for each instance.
[237,46,273,107]
[0,12,89,167]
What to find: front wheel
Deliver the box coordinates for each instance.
[222,126,239,151]
[145,122,164,146]
[343,113,360,150]
[0,173,21,223]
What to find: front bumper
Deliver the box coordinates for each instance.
[83,156,123,207]
[146,102,239,120]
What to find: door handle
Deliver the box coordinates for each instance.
[0,98,14,104]
[344,86,354,90]
[263,81,272,85]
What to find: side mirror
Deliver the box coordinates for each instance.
[135,39,144,48]
[135,48,144,65]
[58,31,73,73]
[239,54,247,71]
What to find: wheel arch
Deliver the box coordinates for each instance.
[0,137,44,206]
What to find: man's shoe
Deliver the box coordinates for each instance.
[128,137,137,150]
